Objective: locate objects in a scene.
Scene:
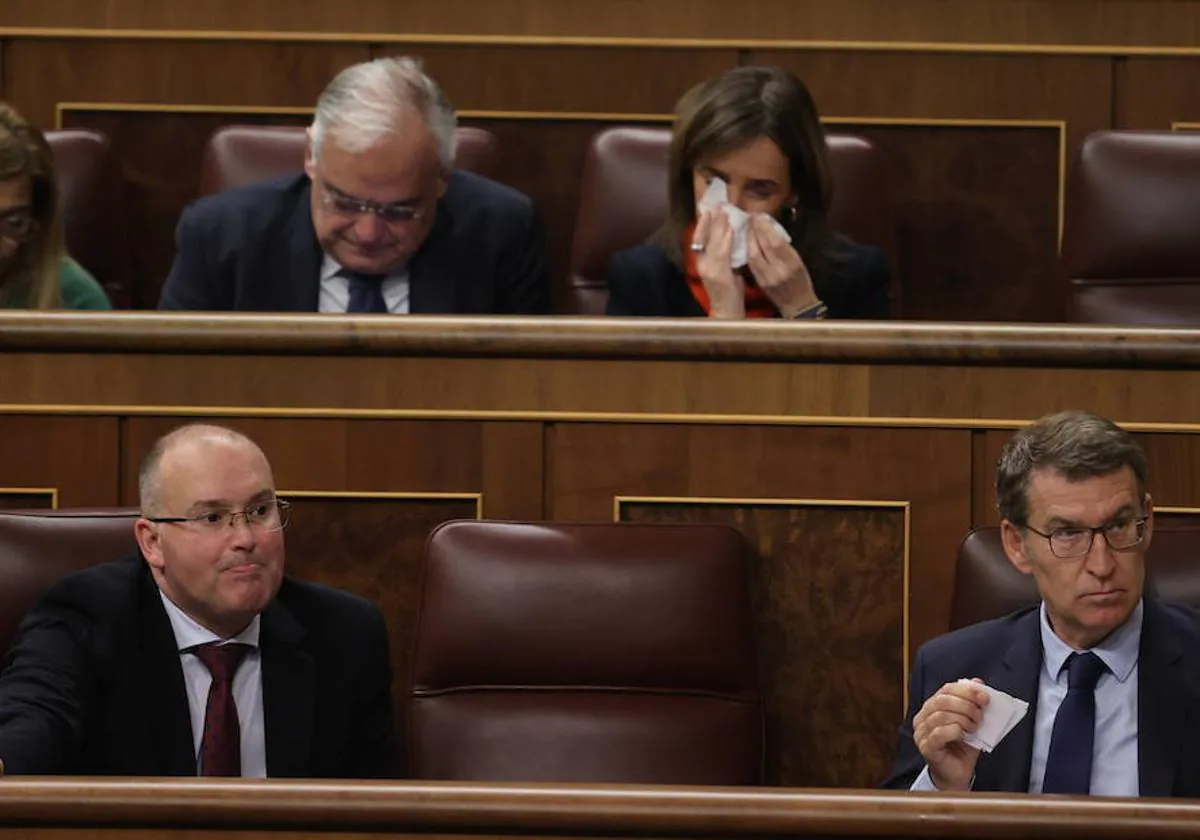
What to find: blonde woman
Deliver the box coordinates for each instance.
[0,103,110,310]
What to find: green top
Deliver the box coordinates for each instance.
[0,258,112,310]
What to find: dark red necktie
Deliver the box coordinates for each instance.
[192,642,251,777]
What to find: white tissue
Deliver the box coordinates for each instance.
[696,179,792,269]
[958,679,1029,754]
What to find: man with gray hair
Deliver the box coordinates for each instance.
[159,57,549,314]
[884,410,1200,797]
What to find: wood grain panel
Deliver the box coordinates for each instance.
[376,45,735,114]
[1114,57,1200,129]
[0,416,119,505]
[547,423,971,678]
[5,39,367,129]
[839,123,1061,320]
[8,0,1200,48]
[119,417,507,503]
[621,500,905,789]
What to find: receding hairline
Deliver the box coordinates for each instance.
[138,424,268,514]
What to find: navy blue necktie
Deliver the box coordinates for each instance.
[345,272,388,313]
[1042,651,1108,794]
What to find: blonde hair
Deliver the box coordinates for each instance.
[0,102,63,309]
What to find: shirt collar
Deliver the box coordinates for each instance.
[320,252,408,283]
[158,588,261,651]
[1039,598,1142,684]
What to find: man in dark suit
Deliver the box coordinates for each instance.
[885,410,1200,797]
[0,424,397,777]
[159,57,549,314]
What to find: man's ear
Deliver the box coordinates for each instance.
[1000,519,1034,576]
[135,519,165,571]
[303,127,317,178]
[1142,493,1154,552]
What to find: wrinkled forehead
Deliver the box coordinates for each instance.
[1024,465,1143,524]
[158,437,275,508]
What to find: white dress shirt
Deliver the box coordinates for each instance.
[318,253,411,313]
[912,600,1142,795]
[158,591,267,777]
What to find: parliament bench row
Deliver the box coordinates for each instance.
[2,508,1199,785]
[47,125,1200,322]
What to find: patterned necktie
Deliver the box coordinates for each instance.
[345,271,388,313]
[192,642,251,777]
[1042,651,1108,794]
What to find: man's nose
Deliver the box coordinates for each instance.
[351,211,386,242]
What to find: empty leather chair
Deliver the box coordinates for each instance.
[951,525,1200,630]
[45,130,130,307]
[408,520,763,784]
[0,509,138,656]
[1063,130,1200,325]
[199,124,500,196]
[565,126,893,314]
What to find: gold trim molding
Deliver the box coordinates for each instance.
[280,489,484,519]
[0,487,60,508]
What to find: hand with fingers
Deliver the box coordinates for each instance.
[690,208,745,319]
[746,215,822,318]
[912,679,990,791]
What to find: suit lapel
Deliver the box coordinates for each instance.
[974,610,1042,792]
[136,564,197,775]
[408,179,459,313]
[260,595,315,777]
[1138,600,1187,797]
[285,180,323,311]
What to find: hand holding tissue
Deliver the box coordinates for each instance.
[694,178,792,269]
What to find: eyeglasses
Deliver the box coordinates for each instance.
[1024,516,1148,559]
[317,180,428,225]
[146,499,291,533]
[0,207,35,242]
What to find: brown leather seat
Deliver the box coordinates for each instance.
[0,509,138,656]
[951,525,1200,630]
[198,125,500,196]
[45,130,130,307]
[408,520,763,784]
[1063,130,1200,325]
[565,125,893,314]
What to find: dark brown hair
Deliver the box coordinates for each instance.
[996,410,1148,526]
[657,66,836,285]
[0,102,63,309]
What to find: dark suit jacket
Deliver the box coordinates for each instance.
[159,171,550,314]
[604,238,890,318]
[0,555,398,777]
[883,600,1200,796]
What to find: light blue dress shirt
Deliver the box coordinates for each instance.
[912,599,1142,795]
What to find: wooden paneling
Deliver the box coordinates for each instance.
[622,500,906,789]
[547,423,972,700]
[379,46,736,114]
[0,416,119,506]
[4,39,367,129]
[11,0,1200,48]
[1114,57,1200,128]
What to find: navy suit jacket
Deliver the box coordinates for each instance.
[159,171,550,314]
[604,239,890,318]
[883,600,1200,796]
[0,556,398,777]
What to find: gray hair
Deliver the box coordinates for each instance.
[139,424,264,516]
[995,410,1148,526]
[310,57,457,169]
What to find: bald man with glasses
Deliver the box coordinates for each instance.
[0,424,397,778]
[884,410,1200,798]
